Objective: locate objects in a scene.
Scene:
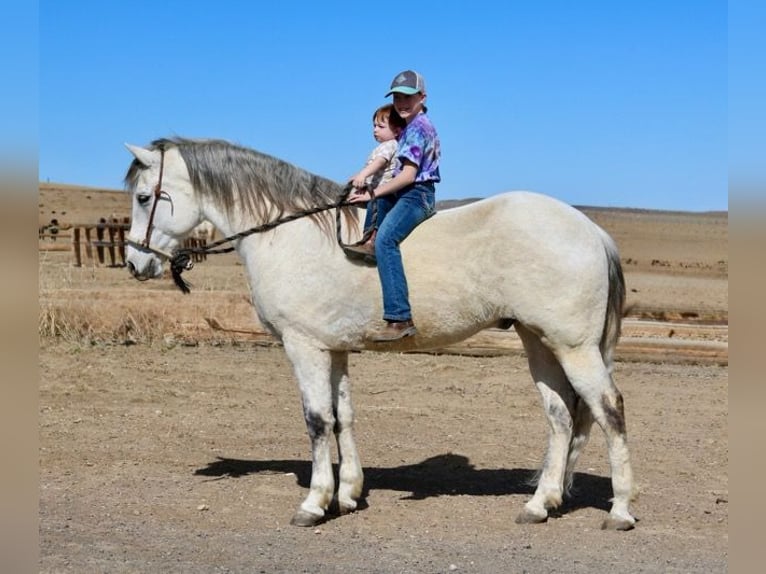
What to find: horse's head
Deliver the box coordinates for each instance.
[124,143,202,281]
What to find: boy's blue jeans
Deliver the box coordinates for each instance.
[374,182,436,322]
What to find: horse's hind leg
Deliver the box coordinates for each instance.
[558,345,636,530]
[330,351,363,515]
[515,325,577,524]
[564,397,595,494]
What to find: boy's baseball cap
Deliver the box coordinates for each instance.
[385,70,426,96]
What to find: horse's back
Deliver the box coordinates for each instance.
[409,191,609,272]
[401,191,616,347]
[432,191,597,238]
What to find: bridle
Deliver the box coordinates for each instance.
[125,145,176,260]
[143,146,167,249]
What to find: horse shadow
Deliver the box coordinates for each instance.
[194,453,612,519]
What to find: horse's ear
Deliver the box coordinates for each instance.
[125,143,159,167]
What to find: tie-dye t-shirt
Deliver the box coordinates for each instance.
[393,112,441,184]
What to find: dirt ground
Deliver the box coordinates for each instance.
[39,342,728,573]
[38,184,728,573]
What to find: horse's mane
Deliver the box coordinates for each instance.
[124,137,355,230]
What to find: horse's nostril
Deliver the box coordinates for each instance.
[127,262,137,276]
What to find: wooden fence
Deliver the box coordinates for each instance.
[71,221,129,267]
[38,219,209,267]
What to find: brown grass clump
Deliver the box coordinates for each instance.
[38,250,261,346]
[38,302,181,345]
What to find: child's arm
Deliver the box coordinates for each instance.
[350,156,389,190]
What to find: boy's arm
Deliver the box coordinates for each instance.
[369,160,417,198]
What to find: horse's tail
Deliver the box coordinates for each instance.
[597,226,625,373]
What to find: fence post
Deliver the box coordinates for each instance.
[107,223,117,266]
[96,221,106,264]
[84,227,93,264]
[118,225,126,265]
[72,228,82,267]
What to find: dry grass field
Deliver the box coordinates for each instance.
[39,182,728,572]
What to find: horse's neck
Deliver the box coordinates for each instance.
[198,198,243,240]
[199,197,346,258]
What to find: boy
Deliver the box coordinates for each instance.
[348,70,440,342]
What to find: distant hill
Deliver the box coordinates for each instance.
[39,182,727,228]
[436,196,727,218]
[39,182,131,226]
[435,198,483,210]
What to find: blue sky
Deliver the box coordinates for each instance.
[38,1,728,211]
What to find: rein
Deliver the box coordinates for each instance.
[131,164,375,293]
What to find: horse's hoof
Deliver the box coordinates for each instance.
[515,508,548,524]
[601,515,636,531]
[290,509,324,527]
[338,500,357,516]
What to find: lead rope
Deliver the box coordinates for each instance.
[169,184,377,293]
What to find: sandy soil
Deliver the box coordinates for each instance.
[39,343,728,573]
[38,184,728,572]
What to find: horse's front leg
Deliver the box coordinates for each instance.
[282,336,336,527]
[330,351,363,515]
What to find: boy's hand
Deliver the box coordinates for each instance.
[347,187,373,204]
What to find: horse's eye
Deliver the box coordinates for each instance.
[136,193,152,206]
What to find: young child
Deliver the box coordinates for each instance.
[345,104,406,263]
[348,70,440,342]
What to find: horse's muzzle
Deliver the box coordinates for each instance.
[127,259,162,281]
[127,261,149,281]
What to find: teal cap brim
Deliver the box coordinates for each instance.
[385,86,420,97]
